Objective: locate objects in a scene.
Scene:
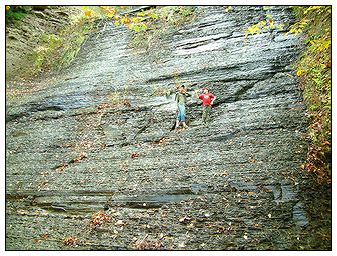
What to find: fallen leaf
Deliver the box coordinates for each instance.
[219,171,229,176]
[152,137,170,146]
[187,223,194,229]
[33,232,49,243]
[115,220,125,226]
[179,216,191,223]
[17,209,29,215]
[133,234,164,250]
[122,99,131,107]
[56,163,68,172]
[178,242,185,248]
[96,102,111,110]
[89,211,111,229]
[73,152,87,163]
[131,152,140,159]
[63,236,78,246]
[84,10,92,17]
[41,233,49,239]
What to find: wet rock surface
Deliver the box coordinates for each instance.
[6,6,331,250]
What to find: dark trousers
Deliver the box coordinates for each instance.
[202,105,211,123]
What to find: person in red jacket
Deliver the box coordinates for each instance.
[198,88,216,125]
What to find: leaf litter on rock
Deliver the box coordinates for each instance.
[72,152,87,163]
[63,236,78,246]
[133,234,164,250]
[33,232,49,243]
[89,210,112,230]
[131,151,140,158]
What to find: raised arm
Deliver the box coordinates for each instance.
[211,94,216,104]
[165,88,176,98]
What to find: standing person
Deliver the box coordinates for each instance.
[175,85,191,129]
[198,88,216,125]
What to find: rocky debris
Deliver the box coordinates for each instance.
[6,6,331,250]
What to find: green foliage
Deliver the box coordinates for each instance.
[245,9,284,38]
[103,6,195,33]
[22,12,93,78]
[244,6,331,183]
[57,17,93,68]
[79,6,150,32]
[245,20,268,37]
[5,6,31,24]
[128,6,196,50]
[20,5,195,77]
[291,6,331,183]
[154,6,196,26]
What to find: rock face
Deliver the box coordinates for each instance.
[6,6,81,80]
[6,6,331,250]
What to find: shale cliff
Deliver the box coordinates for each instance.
[6,6,331,250]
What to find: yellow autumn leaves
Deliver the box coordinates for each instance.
[245,13,284,38]
[84,10,93,17]
[296,69,305,77]
[83,6,118,17]
[81,6,152,32]
[296,35,330,78]
[101,6,117,17]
